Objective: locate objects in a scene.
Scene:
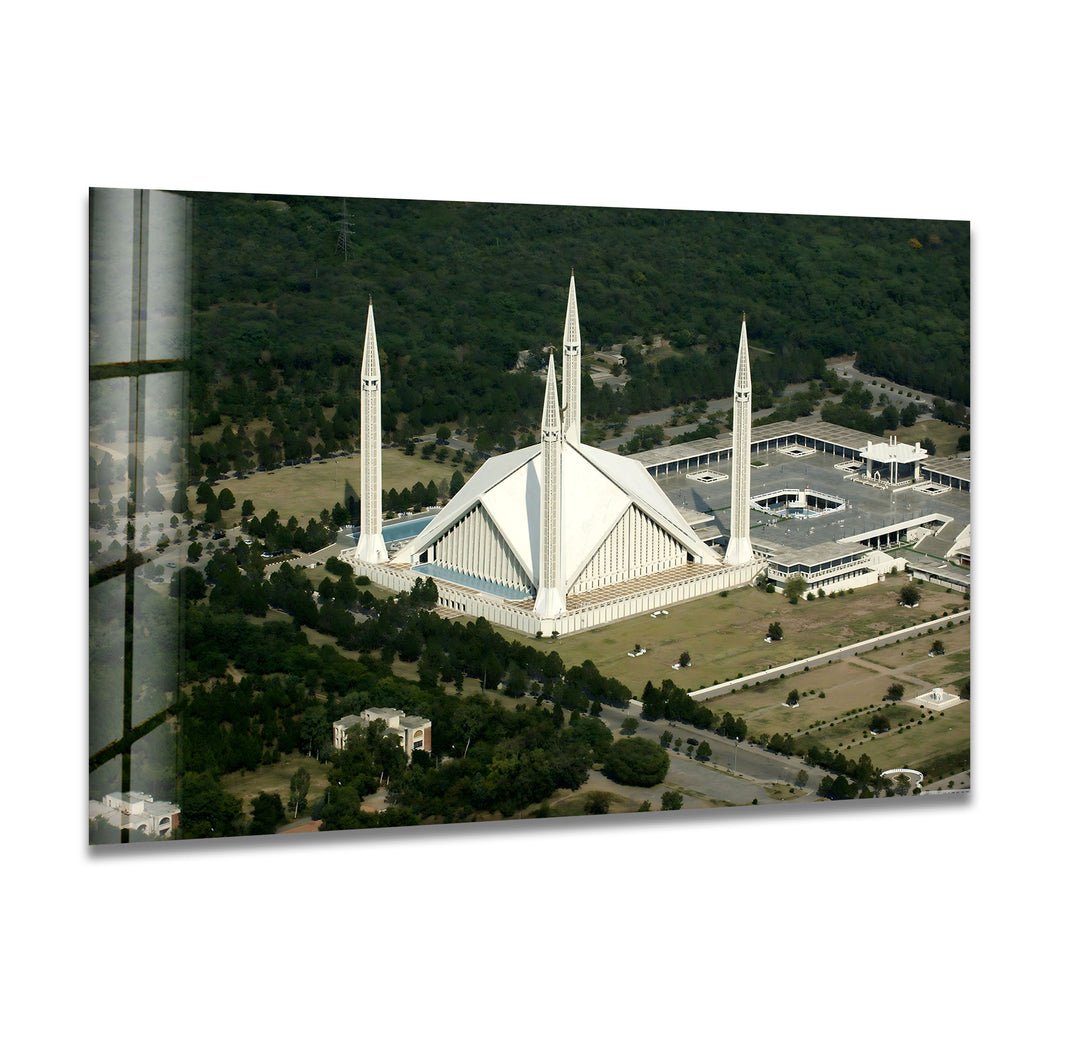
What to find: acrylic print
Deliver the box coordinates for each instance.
[88,189,970,844]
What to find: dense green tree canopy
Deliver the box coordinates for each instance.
[168,193,967,471]
[603,737,670,787]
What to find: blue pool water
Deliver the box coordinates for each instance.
[412,562,530,601]
[382,514,437,542]
[344,512,439,546]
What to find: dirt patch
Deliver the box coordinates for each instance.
[539,769,725,815]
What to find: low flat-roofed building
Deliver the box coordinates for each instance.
[88,790,180,837]
[632,413,971,601]
[756,539,904,596]
[633,419,963,481]
[905,557,970,594]
[922,455,970,492]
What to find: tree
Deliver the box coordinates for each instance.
[930,639,946,656]
[603,737,670,787]
[187,541,203,563]
[619,717,639,736]
[898,583,920,606]
[695,740,712,762]
[641,680,666,720]
[786,690,800,707]
[767,622,783,641]
[435,425,452,443]
[678,651,691,668]
[241,498,255,517]
[288,767,311,818]
[568,714,614,759]
[217,486,236,511]
[250,792,286,835]
[886,683,904,702]
[870,714,890,732]
[169,566,206,601]
[660,790,683,811]
[784,575,807,603]
[177,772,242,839]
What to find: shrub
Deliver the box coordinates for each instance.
[604,738,670,787]
[583,791,613,815]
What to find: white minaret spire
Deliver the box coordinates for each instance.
[534,353,566,627]
[562,270,582,444]
[356,298,388,563]
[726,315,754,566]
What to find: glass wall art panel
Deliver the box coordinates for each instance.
[88,188,970,845]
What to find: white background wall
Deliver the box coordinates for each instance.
[10,5,1072,1040]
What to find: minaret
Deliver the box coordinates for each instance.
[561,270,581,444]
[726,316,754,566]
[534,354,566,627]
[356,299,388,563]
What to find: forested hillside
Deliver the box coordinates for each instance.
[186,193,969,452]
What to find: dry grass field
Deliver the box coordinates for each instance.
[902,417,967,457]
[499,573,967,697]
[90,431,462,530]
[188,447,459,528]
[699,622,970,778]
[220,751,332,817]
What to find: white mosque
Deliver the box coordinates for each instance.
[343,276,764,637]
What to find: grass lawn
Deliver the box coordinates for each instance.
[496,573,967,699]
[845,702,970,773]
[220,751,330,819]
[537,770,732,816]
[902,418,968,457]
[696,613,970,780]
[706,657,911,739]
[195,448,460,530]
[858,625,971,689]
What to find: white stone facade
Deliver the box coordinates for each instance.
[562,272,582,445]
[334,708,432,761]
[346,282,765,636]
[725,318,754,565]
[356,300,388,564]
[89,791,180,837]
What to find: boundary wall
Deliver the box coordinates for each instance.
[346,552,765,638]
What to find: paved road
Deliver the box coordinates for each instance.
[592,702,826,807]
